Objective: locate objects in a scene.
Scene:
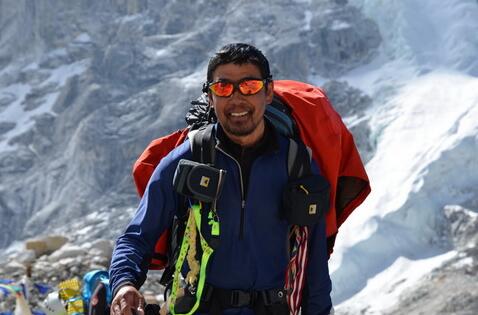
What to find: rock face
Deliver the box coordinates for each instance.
[0,1,379,249]
[307,0,381,77]
[383,205,478,315]
[443,205,478,248]
[322,80,375,163]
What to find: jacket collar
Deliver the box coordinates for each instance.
[214,118,280,157]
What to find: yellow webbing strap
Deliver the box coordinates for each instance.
[170,204,214,315]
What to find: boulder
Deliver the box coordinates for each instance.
[25,235,68,257]
[89,239,114,259]
[25,239,48,257]
[44,235,68,253]
[48,244,87,262]
[2,260,26,275]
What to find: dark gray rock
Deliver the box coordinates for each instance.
[52,75,81,114]
[6,115,55,153]
[269,38,310,82]
[22,83,59,111]
[30,113,56,154]
[0,121,16,135]
[8,129,34,147]
[0,92,17,111]
[322,80,372,117]
[323,80,375,163]
[307,1,382,77]
[442,205,478,249]
[0,148,35,175]
[17,69,51,86]
[349,120,374,164]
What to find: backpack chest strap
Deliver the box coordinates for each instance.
[199,284,288,315]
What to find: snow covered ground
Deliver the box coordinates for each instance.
[329,0,478,313]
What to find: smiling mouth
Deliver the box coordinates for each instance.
[230,111,249,117]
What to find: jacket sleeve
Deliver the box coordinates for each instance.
[109,151,182,296]
[302,159,333,315]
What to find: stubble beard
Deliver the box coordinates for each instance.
[222,114,260,137]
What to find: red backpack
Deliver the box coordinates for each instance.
[133,80,371,270]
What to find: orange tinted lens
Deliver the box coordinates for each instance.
[210,82,234,97]
[239,80,264,95]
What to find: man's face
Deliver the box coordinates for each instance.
[208,63,273,144]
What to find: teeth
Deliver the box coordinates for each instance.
[230,111,248,117]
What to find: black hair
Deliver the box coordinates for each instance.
[206,43,272,83]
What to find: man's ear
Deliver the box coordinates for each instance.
[265,80,274,104]
[208,92,214,107]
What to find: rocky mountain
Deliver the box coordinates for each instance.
[1,0,477,314]
[0,0,379,249]
[383,205,478,315]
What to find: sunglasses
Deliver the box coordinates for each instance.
[207,78,269,97]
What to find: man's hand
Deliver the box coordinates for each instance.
[110,285,145,315]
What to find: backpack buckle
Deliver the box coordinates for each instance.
[261,289,287,306]
[230,290,251,307]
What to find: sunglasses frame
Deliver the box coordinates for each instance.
[206,77,270,97]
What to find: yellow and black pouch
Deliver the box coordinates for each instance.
[282,175,330,226]
[173,159,226,203]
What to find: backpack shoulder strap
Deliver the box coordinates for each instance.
[287,138,312,179]
[266,95,299,139]
[190,124,216,165]
[286,138,315,314]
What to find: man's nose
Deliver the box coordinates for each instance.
[230,86,245,99]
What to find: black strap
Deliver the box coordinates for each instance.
[288,138,312,180]
[192,124,216,165]
[201,284,288,315]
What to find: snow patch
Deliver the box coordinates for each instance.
[334,251,457,314]
[22,62,40,72]
[330,20,351,31]
[303,10,313,31]
[0,65,13,78]
[0,60,88,152]
[177,70,204,90]
[117,14,142,23]
[452,256,474,269]
[48,47,68,59]
[155,48,171,58]
[336,71,478,253]
[44,59,88,85]
[73,32,92,44]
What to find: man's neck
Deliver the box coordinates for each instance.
[223,120,265,148]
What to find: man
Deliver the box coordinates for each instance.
[109,43,333,315]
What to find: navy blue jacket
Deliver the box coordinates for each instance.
[109,125,332,315]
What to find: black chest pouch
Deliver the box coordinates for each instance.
[282,174,330,226]
[173,159,226,203]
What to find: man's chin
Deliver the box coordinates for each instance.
[223,123,255,137]
[225,127,254,137]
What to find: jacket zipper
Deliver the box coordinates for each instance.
[216,146,246,240]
